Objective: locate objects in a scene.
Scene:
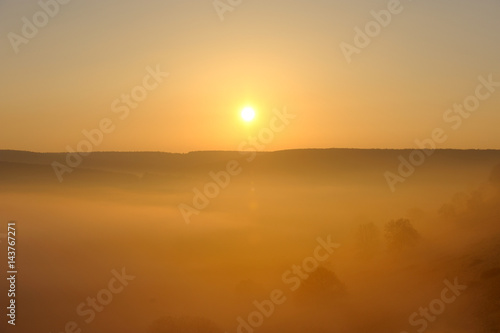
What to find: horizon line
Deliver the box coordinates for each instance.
[2,147,500,154]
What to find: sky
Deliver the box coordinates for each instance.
[1,0,499,153]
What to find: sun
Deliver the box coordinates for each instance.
[241,106,256,122]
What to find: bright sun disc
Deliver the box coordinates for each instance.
[241,106,256,122]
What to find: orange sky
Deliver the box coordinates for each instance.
[1,0,499,152]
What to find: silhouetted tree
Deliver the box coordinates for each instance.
[297,266,346,304]
[384,218,420,251]
[149,315,223,333]
[355,222,381,258]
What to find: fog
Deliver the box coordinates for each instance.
[1,149,499,332]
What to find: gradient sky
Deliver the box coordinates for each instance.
[1,0,499,152]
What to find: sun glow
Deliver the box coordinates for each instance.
[241,106,256,122]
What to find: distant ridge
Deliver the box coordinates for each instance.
[1,149,500,189]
